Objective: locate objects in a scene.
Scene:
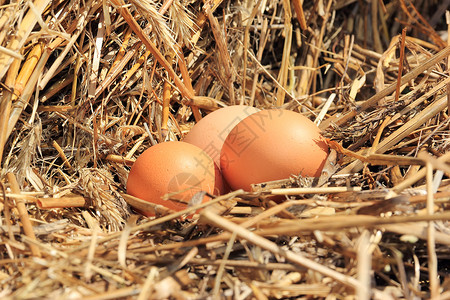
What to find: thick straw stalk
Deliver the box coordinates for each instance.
[0,0,50,79]
[7,173,41,257]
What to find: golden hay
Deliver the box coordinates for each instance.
[0,0,449,298]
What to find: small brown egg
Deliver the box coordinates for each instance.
[220,109,329,191]
[183,105,260,168]
[127,141,216,215]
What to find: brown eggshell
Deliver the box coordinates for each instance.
[213,162,226,195]
[220,109,329,191]
[127,141,216,215]
[183,105,260,168]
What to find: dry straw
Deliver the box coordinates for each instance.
[0,0,449,299]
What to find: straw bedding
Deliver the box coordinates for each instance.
[0,0,449,299]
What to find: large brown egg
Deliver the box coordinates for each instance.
[220,109,329,191]
[127,141,217,215]
[183,105,260,168]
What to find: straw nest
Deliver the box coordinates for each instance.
[0,0,449,299]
